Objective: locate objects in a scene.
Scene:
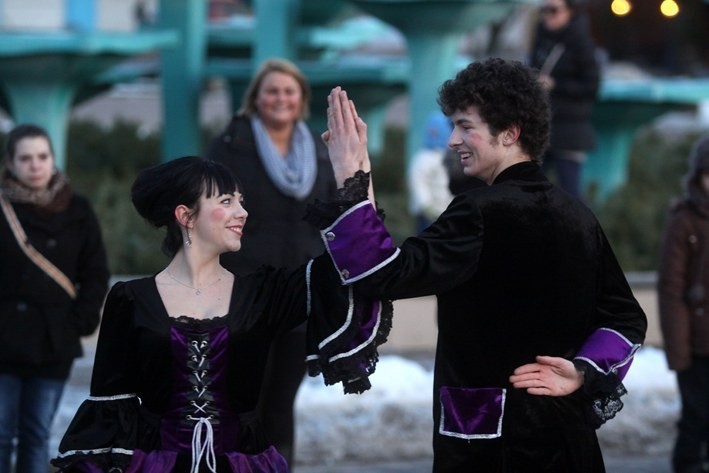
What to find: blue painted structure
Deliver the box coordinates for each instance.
[0,30,177,169]
[158,0,207,160]
[0,0,707,201]
[588,78,709,198]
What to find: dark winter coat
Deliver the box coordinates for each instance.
[0,194,110,379]
[206,115,337,274]
[658,159,709,371]
[530,14,600,151]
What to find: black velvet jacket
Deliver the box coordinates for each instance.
[346,162,647,472]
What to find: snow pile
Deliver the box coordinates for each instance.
[597,347,679,455]
[295,356,433,465]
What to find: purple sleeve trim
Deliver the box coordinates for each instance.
[574,328,641,380]
[322,201,400,284]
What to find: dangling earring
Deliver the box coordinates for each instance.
[184,229,192,247]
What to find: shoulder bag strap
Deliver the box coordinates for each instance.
[540,44,566,77]
[0,193,77,299]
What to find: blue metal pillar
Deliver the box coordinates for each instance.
[253,0,298,64]
[405,32,459,160]
[158,0,206,161]
[1,80,76,170]
[66,0,97,31]
[351,0,522,171]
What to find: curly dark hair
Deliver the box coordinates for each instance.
[438,57,550,161]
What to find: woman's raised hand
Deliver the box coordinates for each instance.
[324,87,369,186]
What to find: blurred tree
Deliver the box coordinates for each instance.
[595,125,705,271]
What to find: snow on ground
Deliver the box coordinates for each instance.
[52,347,679,465]
[293,347,679,464]
[597,347,679,455]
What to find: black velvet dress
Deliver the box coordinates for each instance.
[52,257,391,472]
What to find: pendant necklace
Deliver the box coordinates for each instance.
[166,270,223,296]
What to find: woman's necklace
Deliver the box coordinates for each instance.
[165,270,223,296]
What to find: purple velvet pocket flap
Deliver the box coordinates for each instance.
[439,386,506,439]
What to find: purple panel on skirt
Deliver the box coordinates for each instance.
[324,202,397,283]
[439,386,506,439]
[225,446,289,472]
[576,328,637,380]
[125,449,178,473]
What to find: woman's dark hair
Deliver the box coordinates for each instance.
[438,58,550,162]
[5,124,54,159]
[131,156,240,257]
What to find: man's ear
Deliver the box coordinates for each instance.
[174,205,193,229]
[502,125,521,145]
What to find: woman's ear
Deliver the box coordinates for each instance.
[174,205,193,229]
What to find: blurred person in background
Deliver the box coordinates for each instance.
[407,111,454,232]
[658,136,709,473]
[529,0,600,200]
[0,124,109,473]
[205,58,337,469]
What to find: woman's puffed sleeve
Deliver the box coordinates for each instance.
[52,282,143,472]
[303,172,394,394]
[304,255,393,395]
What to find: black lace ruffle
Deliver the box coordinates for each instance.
[305,171,384,228]
[573,359,627,429]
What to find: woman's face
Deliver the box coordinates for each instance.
[254,71,304,129]
[190,190,248,254]
[7,136,55,191]
[540,0,572,31]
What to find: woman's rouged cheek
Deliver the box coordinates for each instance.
[210,207,227,221]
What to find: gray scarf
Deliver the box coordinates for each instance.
[251,116,317,201]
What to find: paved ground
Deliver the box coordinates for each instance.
[292,455,673,472]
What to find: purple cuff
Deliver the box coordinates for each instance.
[574,328,641,381]
[322,200,399,284]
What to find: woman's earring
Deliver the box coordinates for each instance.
[185,229,192,247]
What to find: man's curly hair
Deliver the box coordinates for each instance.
[437,58,550,162]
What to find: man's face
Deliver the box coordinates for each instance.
[448,106,505,185]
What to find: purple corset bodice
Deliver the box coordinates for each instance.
[161,316,240,456]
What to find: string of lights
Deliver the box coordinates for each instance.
[611,0,680,17]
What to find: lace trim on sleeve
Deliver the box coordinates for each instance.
[573,359,627,429]
[305,171,383,228]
